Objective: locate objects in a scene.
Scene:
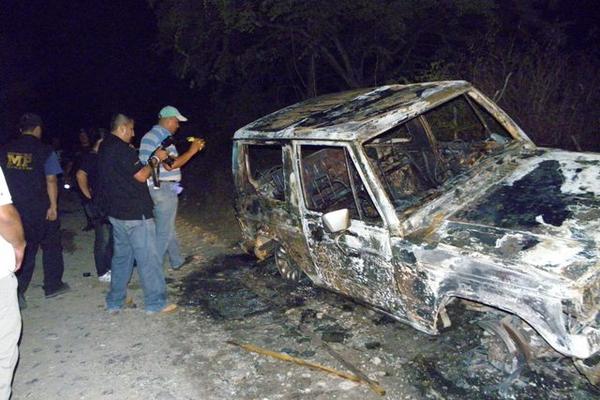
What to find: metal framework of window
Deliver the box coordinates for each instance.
[245,143,285,201]
[364,95,514,214]
[299,145,381,224]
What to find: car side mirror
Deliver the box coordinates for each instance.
[322,209,350,233]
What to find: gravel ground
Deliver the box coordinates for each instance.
[10,189,600,400]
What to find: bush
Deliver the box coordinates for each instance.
[420,37,599,152]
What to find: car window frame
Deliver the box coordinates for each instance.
[296,141,384,226]
[243,141,286,202]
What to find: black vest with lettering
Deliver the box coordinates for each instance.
[0,134,52,219]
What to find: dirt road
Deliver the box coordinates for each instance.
[11,191,599,399]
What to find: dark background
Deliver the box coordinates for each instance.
[0,0,203,145]
[1,0,599,152]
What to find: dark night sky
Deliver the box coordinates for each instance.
[1,0,598,148]
[0,0,201,146]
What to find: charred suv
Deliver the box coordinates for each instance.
[232,81,600,383]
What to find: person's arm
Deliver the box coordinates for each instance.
[133,149,168,182]
[43,151,63,221]
[138,132,159,165]
[76,169,92,200]
[46,175,58,221]
[0,203,26,271]
[163,139,205,170]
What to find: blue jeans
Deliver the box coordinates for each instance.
[106,217,167,312]
[149,182,184,268]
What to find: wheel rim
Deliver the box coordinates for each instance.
[275,247,301,281]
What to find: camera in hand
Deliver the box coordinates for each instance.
[149,135,202,188]
[159,135,198,166]
[161,135,201,147]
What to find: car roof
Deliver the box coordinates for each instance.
[234,80,471,142]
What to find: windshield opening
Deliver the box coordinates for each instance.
[364,95,514,214]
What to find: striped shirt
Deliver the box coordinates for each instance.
[139,125,181,182]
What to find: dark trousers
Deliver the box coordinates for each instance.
[88,203,113,276]
[17,216,65,295]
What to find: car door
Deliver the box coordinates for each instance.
[296,143,405,313]
[234,141,315,273]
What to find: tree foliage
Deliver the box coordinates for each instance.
[150,0,502,96]
[149,0,599,150]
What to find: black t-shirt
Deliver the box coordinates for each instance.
[79,152,99,194]
[97,134,153,220]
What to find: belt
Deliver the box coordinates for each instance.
[158,180,180,183]
[148,180,180,187]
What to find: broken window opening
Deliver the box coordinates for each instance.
[467,97,513,144]
[365,118,443,213]
[365,96,516,215]
[300,145,381,224]
[245,144,285,201]
[424,95,514,174]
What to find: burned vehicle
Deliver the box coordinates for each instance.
[232,81,600,383]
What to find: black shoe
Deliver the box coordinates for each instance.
[18,292,27,310]
[45,282,71,298]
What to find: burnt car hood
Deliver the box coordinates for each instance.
[439,148,600,284]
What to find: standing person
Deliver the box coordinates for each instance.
[75,129,93,231]
[139,106,205,270]
[97,113,176,314]
[62,129,93,230]
[76,129,112,282]
[0,113,70,309]
[0,166,26,400]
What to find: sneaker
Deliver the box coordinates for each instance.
[45,282,71,298]
[98,271,111,283]
[18,292,27,310]
[146,304,178,315]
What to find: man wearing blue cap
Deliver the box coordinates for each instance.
[139,106,205,270]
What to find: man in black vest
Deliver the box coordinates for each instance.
[0,113,70,308]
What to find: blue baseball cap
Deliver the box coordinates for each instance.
[158,106,188,122]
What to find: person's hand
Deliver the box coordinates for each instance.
[190,138,205,153]
[13,242,26,272]
[155,149,169,162]
[46,207,58,221]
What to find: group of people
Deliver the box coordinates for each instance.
[0,106,205,399]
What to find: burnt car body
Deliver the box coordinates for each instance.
[232,81,600,381]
